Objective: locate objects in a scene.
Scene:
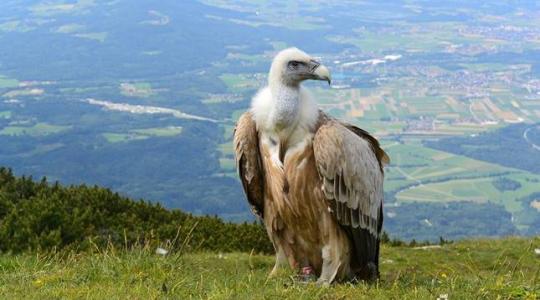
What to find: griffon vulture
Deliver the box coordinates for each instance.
[234,48,389,284]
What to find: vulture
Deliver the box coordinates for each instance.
[233,48,389,284]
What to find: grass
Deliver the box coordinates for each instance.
[0,238,538,299]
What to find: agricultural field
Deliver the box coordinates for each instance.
[103,126,183,143]
[219,73,265,94]
[0,111,11,119]
[384,140,540,233]
[0,75,19,89]
[120,82,155,98]
[0,122,71,137]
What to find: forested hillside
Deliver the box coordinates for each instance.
[0,167,272,253]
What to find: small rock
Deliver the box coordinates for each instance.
[413,245,442,250]
[155,247,169,256]
[437,294,448,300]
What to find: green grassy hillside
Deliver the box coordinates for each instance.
[1,238,538,299]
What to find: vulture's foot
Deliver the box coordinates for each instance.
[315,278,331,287]
[296,266,317,283]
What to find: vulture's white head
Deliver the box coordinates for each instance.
[268,47,331,88]
[251,47,329,132]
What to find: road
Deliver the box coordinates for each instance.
[523,126,540,151]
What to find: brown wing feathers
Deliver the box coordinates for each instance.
[313,117,385,237]
[313,113,387,279]
[343,124,390,172]
[233,112,265,218]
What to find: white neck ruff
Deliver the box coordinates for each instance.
[250,84,319,138]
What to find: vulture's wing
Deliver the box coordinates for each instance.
[313,117,388,278]
[233,112,265,218]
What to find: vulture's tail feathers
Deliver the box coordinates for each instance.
[345,205,383,282]
[345,226,380,281]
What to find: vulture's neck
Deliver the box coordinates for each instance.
[251,81,319,142]
[270,83,300,132]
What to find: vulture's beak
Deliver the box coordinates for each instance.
[310,60,331,85]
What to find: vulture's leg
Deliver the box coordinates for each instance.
[268,245,288,277]
[266,227,295,278]
[317,236,352,285]
[317,245,341,285]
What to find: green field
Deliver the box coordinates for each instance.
[120,82,154,97]
[55,23,86,34]
[201,0,328,30]
[0,20,35,33]
[397,174,540,212]
[131,126,183,137]
[202,94,243,104]
[75,32,108,42]
[59,86,104,94]
[103,126,183,143]
[102,133,148,143]
[0,123,71,137]
[0,238,538,299]
[384,142,505,192]
[219,158,235,171]
[220,73,263,93]
[30,0,96,17]
[381,140,540,234]
[218,141,236,173]
[3,88,44,98]
[217,109,249,174]
[327,27,463,53]
[0,111,11,119]
[0,75,19,89]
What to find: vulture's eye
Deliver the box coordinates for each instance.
[288,61,302,70]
